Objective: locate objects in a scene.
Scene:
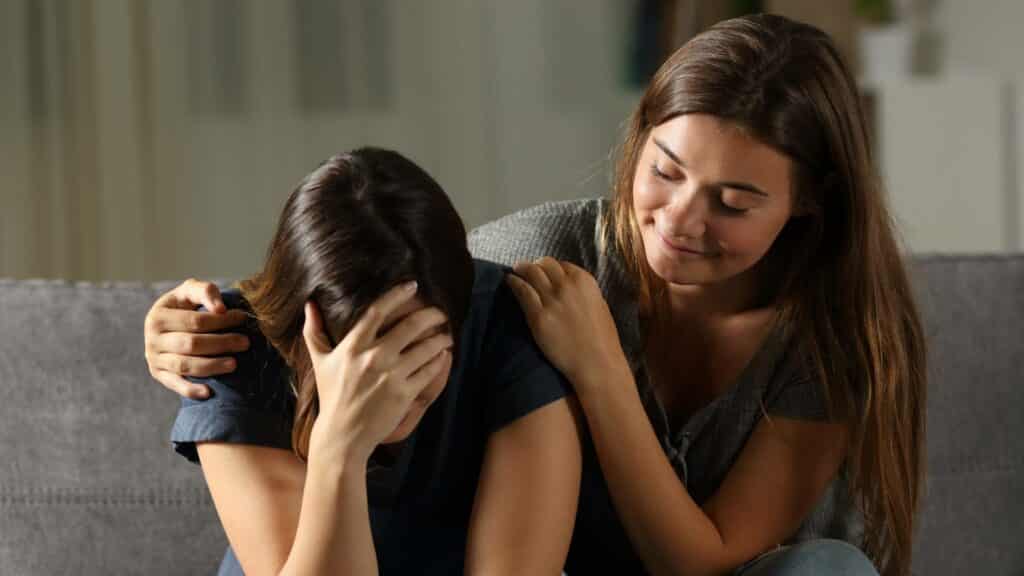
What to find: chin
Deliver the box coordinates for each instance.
[645,246,714,285]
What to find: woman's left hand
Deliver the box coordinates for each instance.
[506,257,629,394]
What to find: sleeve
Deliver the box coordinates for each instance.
[479,280,573,433]
[764,343,830,421]
[467,200,595,268]
[168,320,295,464]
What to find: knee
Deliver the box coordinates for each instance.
[739,539,878,576]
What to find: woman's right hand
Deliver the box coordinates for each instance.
[302,282,453,464]
[143,279,252,399]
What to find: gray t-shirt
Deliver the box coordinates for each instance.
[468,198,861,573]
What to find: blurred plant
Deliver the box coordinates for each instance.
[854,0,893,24]
[856,0,938,26]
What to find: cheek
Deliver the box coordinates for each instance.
[715,218,787,259]
[385,364,452,443]
[632,174,659,215]
[417,364,451,406]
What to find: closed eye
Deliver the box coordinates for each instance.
[716,197,750,215]
[650,163,681,182]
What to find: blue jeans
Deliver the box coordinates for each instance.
[216,547,242,576]
[736,539,878,576]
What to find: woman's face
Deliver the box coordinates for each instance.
[632,114,796,289]
[378,296,453,444]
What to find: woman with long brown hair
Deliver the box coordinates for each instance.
[165,148,582,575]
[146,14,924,576]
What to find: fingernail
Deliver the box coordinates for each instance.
[405,281,418,292]
[195,387,210,399]
[225,358,236,370]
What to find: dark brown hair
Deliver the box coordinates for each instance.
[239,148,475,460]
[609,14,926,576]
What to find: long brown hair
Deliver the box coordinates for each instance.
[239,148,475,460]
[608,14,926,576]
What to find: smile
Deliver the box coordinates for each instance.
[656,229,713,257]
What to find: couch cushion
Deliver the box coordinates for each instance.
[910,255,1024,575]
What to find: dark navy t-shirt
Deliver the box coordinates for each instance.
[170,259,571,575]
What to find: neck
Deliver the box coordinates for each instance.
[663,267,763,327]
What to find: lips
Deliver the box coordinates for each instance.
[656,229,710,255]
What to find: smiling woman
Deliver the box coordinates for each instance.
[633,114,796,291]
[499,13,923,576]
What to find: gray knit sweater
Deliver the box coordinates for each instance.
[468,198,861,573]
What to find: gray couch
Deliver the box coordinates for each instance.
[1,255,1021,575]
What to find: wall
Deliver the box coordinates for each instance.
[4,1,1019,281]
[0,0,638,282]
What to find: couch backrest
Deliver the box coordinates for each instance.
[910,255,1024,575]
[0,280,227,574]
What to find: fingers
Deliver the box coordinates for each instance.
[394,331,454,379]
[151,332,250,357]
[346,281,419,349]
[146,308,249,335]
[152,369,212,399]
[533,256,567,287]
[560,261,598,290]
[560,261,586,278]
[303,301,333,364]
[405,347,452,394]
[158,279,227,313]
[377,306,449,358]
[512,261,554,301]
[505,274,544,315]
[151,352,238,378]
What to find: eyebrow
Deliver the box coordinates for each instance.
[653,137,769,197]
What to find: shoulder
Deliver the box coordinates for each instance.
[202,288,259,339]
[462,259,524,344]
[465,258,543,333]
[171,289,294,462]
[186,288,292,412]
[461,259,557,380]
[467,198,608,268]
[457,260,572,432]
[470,201,642,363]
[469,258,510,297]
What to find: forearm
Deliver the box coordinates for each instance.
[280,451,377,576]
[576,365,730,576]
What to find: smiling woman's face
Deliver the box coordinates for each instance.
[632,114,796,288]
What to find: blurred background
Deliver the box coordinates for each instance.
[0,0,1019,282]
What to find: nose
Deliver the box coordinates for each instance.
[660,184,706,239]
